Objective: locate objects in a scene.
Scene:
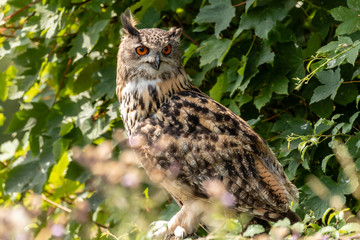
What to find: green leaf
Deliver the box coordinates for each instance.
[194,0,235,37]
[340,222,360,233]
[209,74,227,102]
[5,146,54,194]
[199,38,232,67]
[65,161,91,183]
[309,99,334,118]
[240,42,274,92]
[0,139,19,161]
[229,55,247,96]
[330,6,360,35]
[0,73,7,102]
[243,224,265,237]
[342,111,359,133]
[321,154,335,173]
[348,0,360,10]
[318,226,337,235]
[0,113,5,126]
[335,84,359,106]
[239,0,295,39]
[254,74,288,110]
[130,0,156,20]
[310,69,343,104]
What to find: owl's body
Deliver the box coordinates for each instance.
[117,12,299,239]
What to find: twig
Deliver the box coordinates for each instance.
[173,12,200,46]
[342,81,360,84]
[2,0,41,23]
[53,58,72,104]
[182,31,200,46]
[295,41,360,90]
[41,194,72,213]
[233,1,246,7]
[262,105,298,122]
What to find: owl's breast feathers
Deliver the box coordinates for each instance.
[123,79,299,221]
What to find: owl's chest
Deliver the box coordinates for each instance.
[120,78,163,134]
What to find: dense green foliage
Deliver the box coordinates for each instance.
[1,0,360,239]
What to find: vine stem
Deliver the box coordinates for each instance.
[295,40,360,90]
[2,0,41,23]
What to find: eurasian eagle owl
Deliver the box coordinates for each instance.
[116,11,299,239]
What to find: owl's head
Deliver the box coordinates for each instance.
[118,11,182,78]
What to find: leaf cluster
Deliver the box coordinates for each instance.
[0,0,360,239]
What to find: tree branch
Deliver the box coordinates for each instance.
[2,0,41,23]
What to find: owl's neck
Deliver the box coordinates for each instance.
[117,66,193,134]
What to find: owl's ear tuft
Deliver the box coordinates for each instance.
[168,27,182,40]
[121,10,139,37]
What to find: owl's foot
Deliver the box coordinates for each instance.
[149,220,187,240]
[148,200,208,239]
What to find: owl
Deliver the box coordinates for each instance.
[116,11,300,239]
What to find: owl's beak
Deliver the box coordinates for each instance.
[150,53,161,70]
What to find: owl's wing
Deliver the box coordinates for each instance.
[133,90,298,216]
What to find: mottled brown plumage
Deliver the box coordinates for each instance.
[116,11,299,239]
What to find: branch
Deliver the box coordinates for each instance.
[41,194,71,213]
[342,80,360,84]
[182,31,200,47]
[2,0,41,23]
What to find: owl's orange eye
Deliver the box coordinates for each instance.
[162,45,172,55]
[135,46,149,56]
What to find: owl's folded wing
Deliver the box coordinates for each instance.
[133,89,298,216]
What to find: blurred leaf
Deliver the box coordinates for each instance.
[340,222,360,233]
[243,224,265,237]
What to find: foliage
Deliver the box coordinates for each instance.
[0,0,360,239]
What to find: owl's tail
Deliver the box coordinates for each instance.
[285,210,301,224]
[256,209,301,224]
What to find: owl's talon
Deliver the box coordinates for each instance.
[174,226,186,240]
[149,220,170,239]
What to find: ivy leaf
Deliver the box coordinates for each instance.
[310,68,343,104]
[194,0,235,37]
